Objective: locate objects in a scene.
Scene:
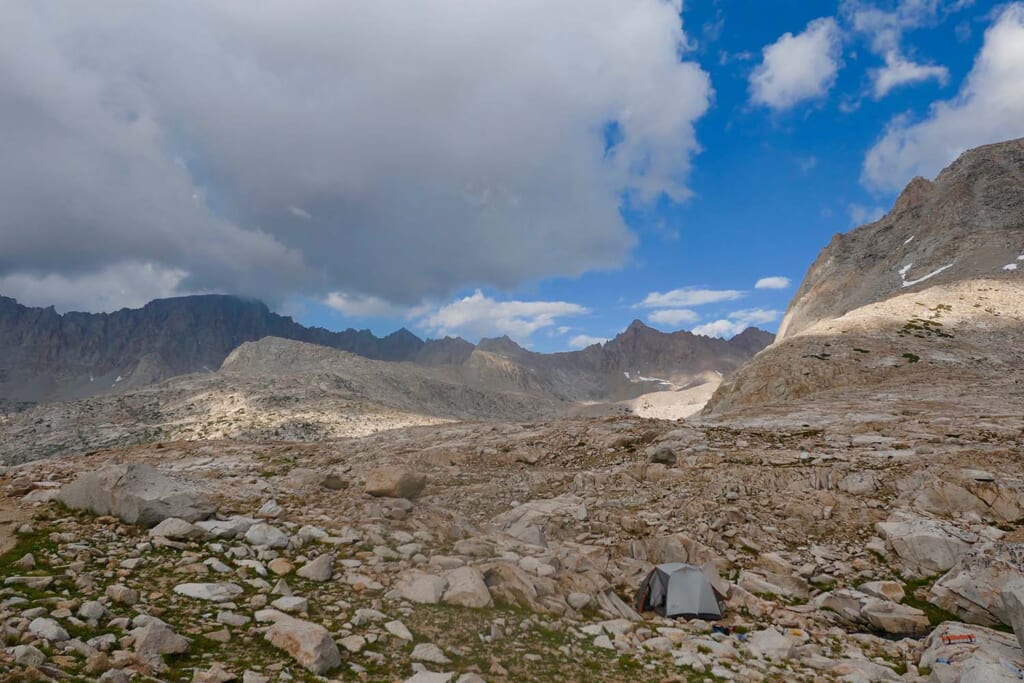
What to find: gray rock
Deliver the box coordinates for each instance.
[1001,577,1024,650]
[132,620,191,657]
[29,617,70,641]
[364,466,427,499]
[106,584,139,605]
[245,523,290,548]
[647,444,677,466]
[173,582,244,602]
[296,553,333,582]
[149,517,204,540]
[386,619,414,641]
[57,463,214,527]
[264,615,342,674]
[412,642,452,664]
[11,644,46,666]
[397,572,448,604]
[441,566,492,608]
[876,514,972,577]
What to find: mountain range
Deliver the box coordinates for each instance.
[0,293,772,408]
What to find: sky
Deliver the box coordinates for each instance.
[2,0,1023,351]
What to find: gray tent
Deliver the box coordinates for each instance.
[635,563,724,619]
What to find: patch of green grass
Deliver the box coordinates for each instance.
[902,353,920,363]
[902,577,961,627]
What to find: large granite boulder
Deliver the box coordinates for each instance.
[363,467,427,499]
[1001,577,1024,650]
[875,513,972,578]
[930,542,1024,627]
[57,463,214,527]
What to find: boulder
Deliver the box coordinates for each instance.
[396,572,447,604]
[296,554,333,582]
[491,495,587,547]
[746,628,792,660]
[245,523,290,548]
[860,599,930,636]
[1001,577,1024,650]
[28,617,69,642]
[875,514,972,577]
[929,542,1024,626]
[57,463,214,527]
[442,566,492,608]
[364,466,427,499]
[920,621,1022,682]
[412,643,451,665]
[131,620,191,658]
[264,615,342,674]
[647,444,677,466]
[914,473,1024,523]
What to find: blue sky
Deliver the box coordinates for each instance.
[3,1,1022,351]
[300,0,1009,350]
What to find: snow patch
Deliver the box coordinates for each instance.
[898,263,913,277]
[1004,263,1018,271]
[114,375,122,383]
[901,262,954,288]
[1018,254,1024,261]
[903,236,914,245]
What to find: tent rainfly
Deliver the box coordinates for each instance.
[635,563,724,620]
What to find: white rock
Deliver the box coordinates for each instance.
[173,582,244,602]
[271,596,309,613]
[397,572,447,604]
[442,566,492,608]
[264,615,342,674]
[412,643,451,664]
[245,523,290,548]
[296,554,333,582]
[56,463,214,527]
[29,617,70,642]
[386,620,414,641]
[149,517,204,540]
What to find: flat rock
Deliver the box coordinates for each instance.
[57,463,214,527]
[173,582,244,602]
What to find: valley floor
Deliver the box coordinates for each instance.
[2,389,1024,681]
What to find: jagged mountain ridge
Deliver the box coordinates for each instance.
[0,294,425,405]
[0,294,773,407]
[706,137,1024,414]
[778,137,1024,340]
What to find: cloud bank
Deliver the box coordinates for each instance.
[0,0,712,311]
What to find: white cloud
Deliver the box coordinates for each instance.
[648,308,701,327]
[0,262,190,313]
[863,4,1024,191]
[419,290,588,341]
[844,0,966,99]
[848,203,887,225]
[754,276,791,289]
[568,334,608,349]
[872,52,949,98]
[0,1,712,311]
[638,287,745,308]
[749,18,843,110]
[691,308,781,338]
[323,291,405,318]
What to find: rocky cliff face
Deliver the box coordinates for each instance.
[778,137,1024,340]
[707,138,1024,414]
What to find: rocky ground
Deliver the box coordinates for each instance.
[2,390,1023,682]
